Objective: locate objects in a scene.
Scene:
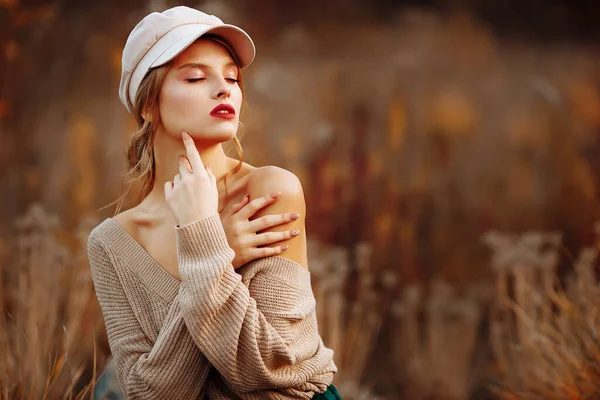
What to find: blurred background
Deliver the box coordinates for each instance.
[2,0,600,399]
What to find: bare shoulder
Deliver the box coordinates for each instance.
[247,166,308,270]
[247,166,305,199]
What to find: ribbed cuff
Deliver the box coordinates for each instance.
[175,213,235,270]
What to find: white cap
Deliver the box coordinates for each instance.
[119,6,255,113]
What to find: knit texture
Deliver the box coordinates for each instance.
[87,213,337,399]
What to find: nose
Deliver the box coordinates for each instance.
[213,79,231,99]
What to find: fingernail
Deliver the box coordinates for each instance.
[244,194,249,200]
[182,131,190,139]
[291,230,300,236]
[270,191,281,199]
[281,245,289,251]
[290,213,300,220]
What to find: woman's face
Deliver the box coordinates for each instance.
[158,38,243,143]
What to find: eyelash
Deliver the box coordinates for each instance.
[186,78,240,83]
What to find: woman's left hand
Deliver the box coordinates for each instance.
[220,192,301,269]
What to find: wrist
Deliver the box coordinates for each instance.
[176,212,219,228]
[175,213,234,261]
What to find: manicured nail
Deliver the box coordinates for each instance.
[290,213,300,220]
[291,230,300,236]
[270,191,281,199]
[281,245,289,251]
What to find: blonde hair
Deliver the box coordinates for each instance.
[106,35,246,216]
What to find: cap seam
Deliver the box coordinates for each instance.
[149,30,205,69]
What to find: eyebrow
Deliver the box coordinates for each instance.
[177,62,238,71]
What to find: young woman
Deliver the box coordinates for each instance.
[87,6,342,400]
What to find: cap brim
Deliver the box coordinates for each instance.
[151,24,256,69]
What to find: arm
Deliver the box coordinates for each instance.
[247,166,309,270]
[164,136,335,393]
[88,232,209,400]
[176,212,336,393]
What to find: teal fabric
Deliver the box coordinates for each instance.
[311,384,342,399]
[94,359,125,400]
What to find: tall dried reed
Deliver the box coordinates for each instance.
[483,230,600,400]
[390,278,485,400]
[0,203,103,399]
[308,223,600,400]
[308,238,386,400]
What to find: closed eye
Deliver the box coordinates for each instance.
[186,78,205,82]
[226,78,240,83]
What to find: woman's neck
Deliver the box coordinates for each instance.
[143,130,235,215]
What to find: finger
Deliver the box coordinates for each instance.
[232,194,250,214]
[248,212,301,232]
[252,230,300,247]
[251,245,290,259]
[239,191,281,220]
[223,194,249,217]
[174,173,182,185]
[164,181,173,197]
[207,164,216,182]
[178,155,192,177]
[181,131,205,174]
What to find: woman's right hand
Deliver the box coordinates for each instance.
[164,131,219,227]
[220,192,301,269]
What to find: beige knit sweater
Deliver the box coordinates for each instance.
[87,213,337,400]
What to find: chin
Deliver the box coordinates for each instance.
[190,128,237,143]
[213,130,237,143]
[169,118,238,142]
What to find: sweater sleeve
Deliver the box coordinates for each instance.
[87,232,208,400]
[175,213,336,394]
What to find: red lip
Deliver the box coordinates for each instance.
[210,104,236,119]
